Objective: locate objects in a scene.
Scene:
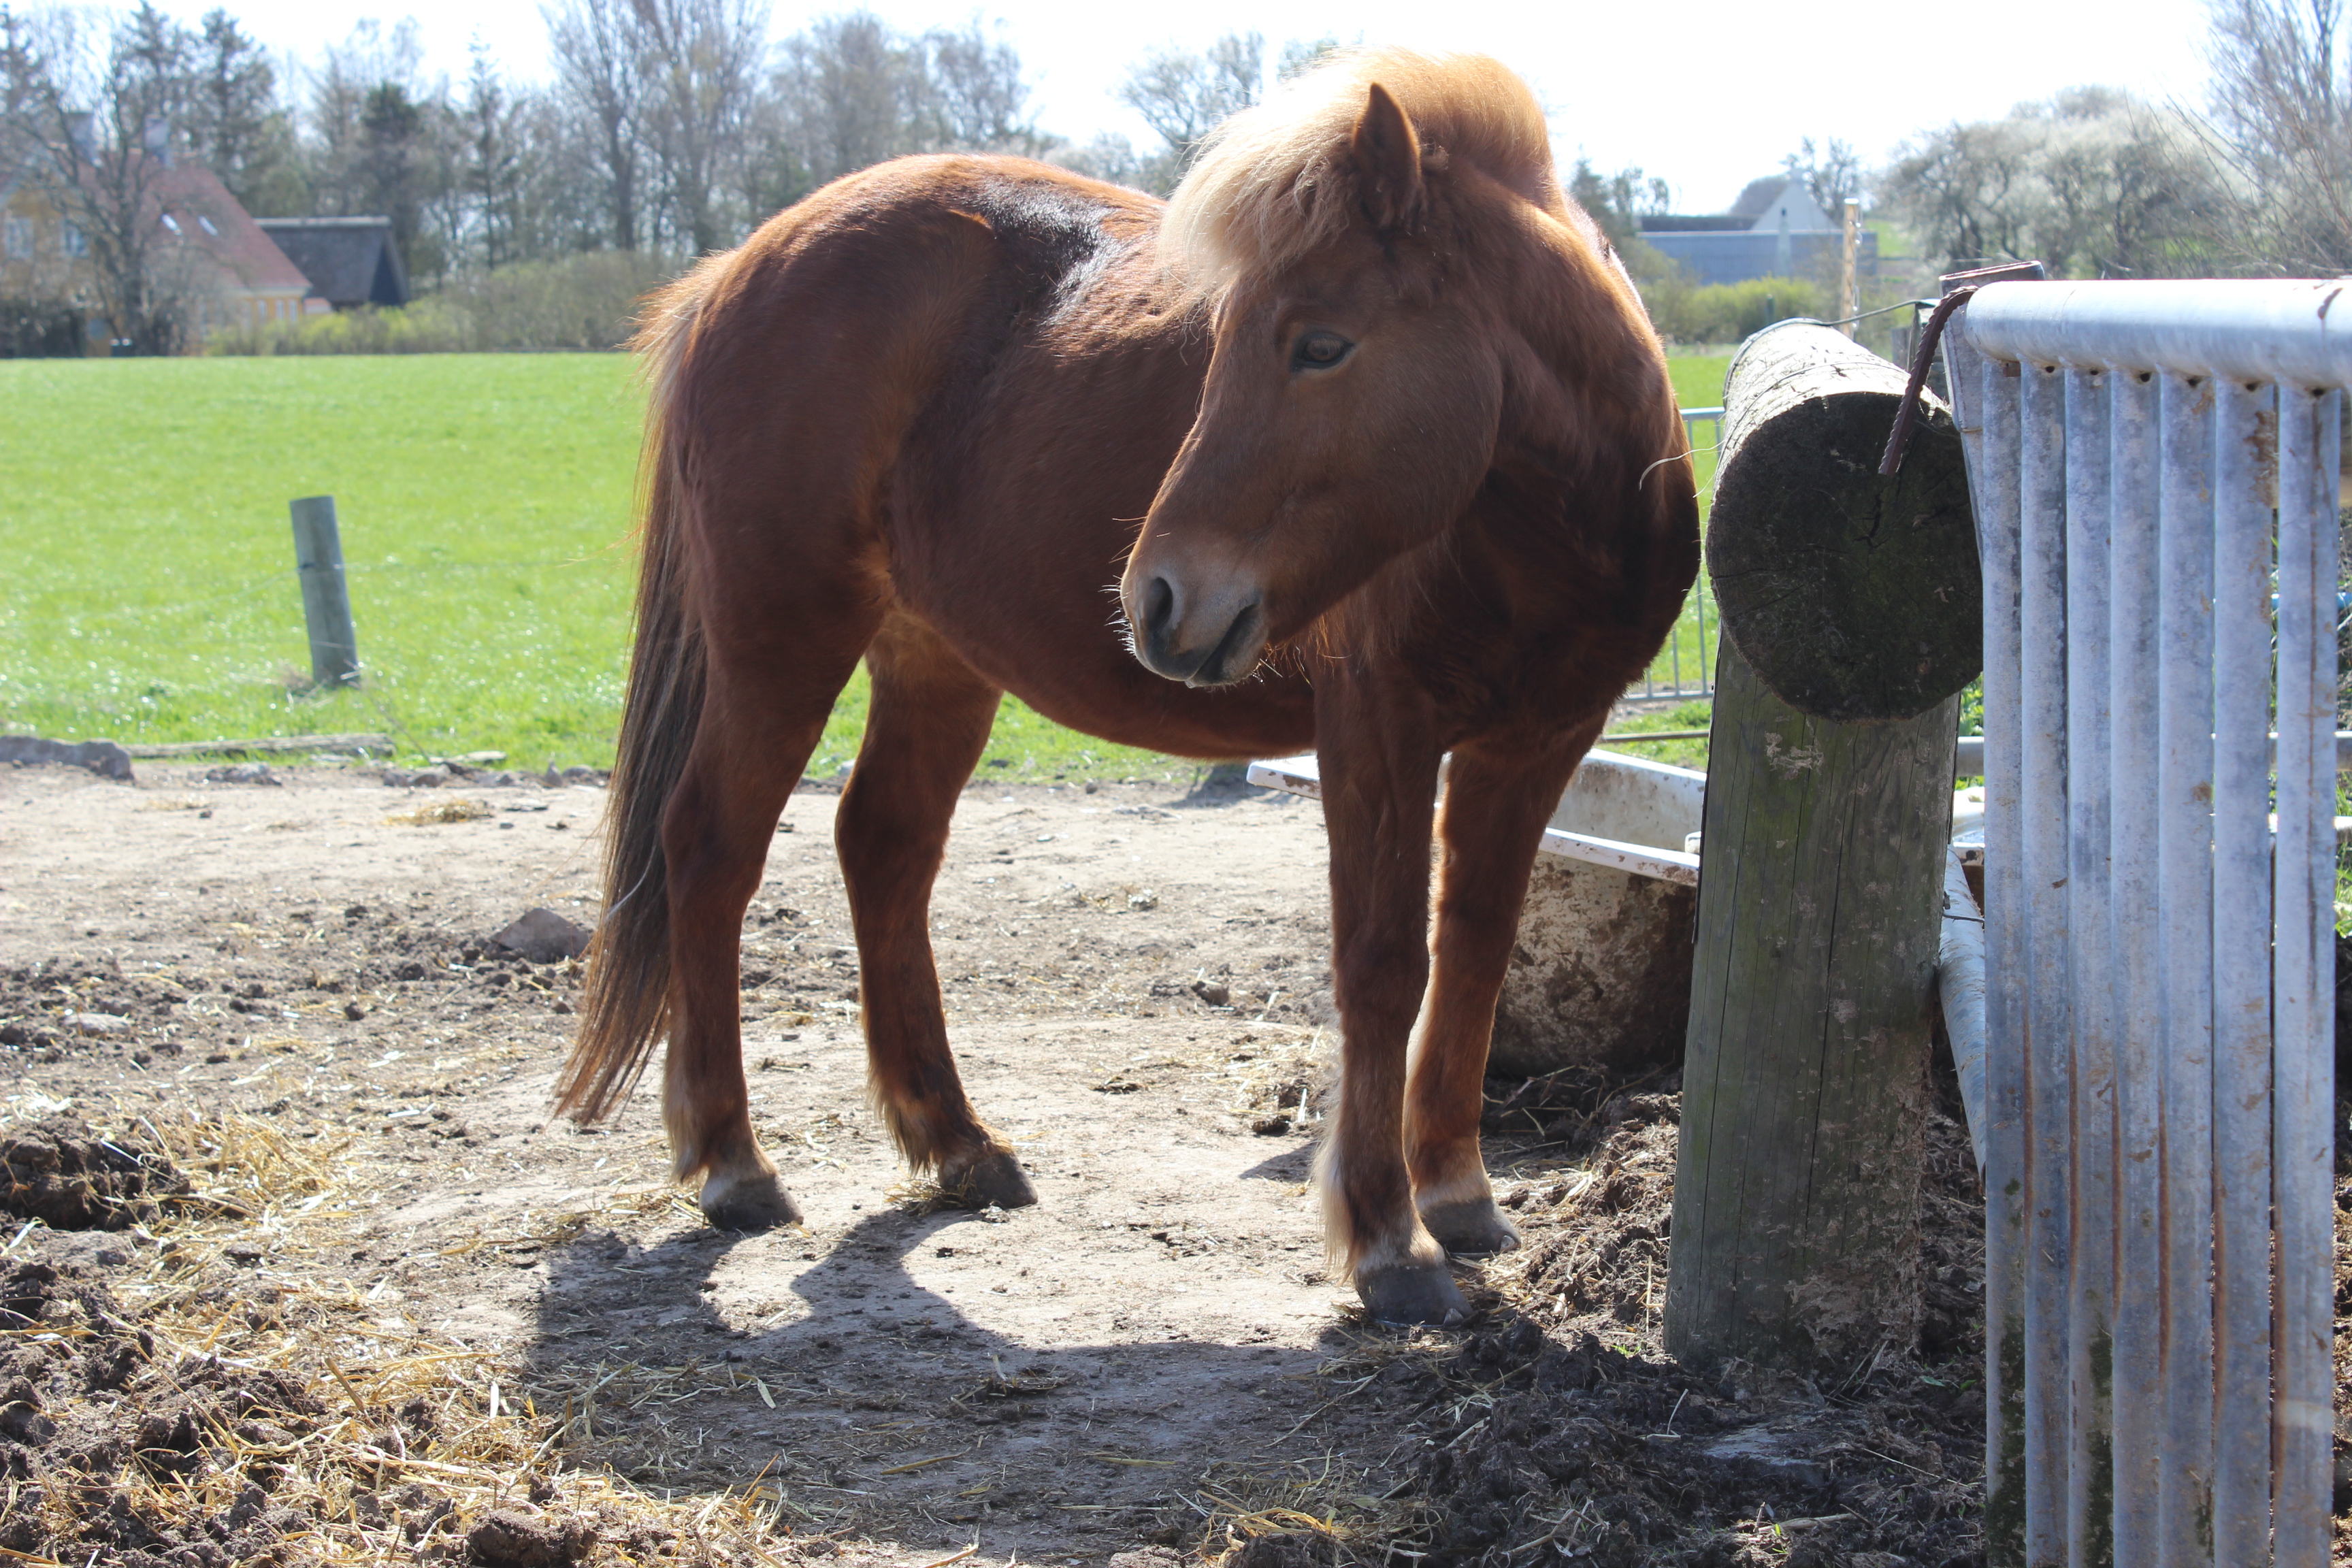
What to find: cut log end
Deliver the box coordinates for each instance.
[1709,323,1981,723]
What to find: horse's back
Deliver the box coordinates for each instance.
[673,157,1318,760]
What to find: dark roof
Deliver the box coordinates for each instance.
[1727,177,1789,219]
[255,217,408,308]
[1639,214,1752,233]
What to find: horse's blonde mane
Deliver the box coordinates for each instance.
[1159,48,1554,293]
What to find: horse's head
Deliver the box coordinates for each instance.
[1120,55,1563,686]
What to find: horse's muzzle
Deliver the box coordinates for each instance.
[1129,574,1266,687]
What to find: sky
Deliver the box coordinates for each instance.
[151,0,2222,212]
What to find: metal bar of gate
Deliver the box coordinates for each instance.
[1955,278,2345,1566]
[2157,368,2219,1565]
[2105,367,2161,1563]
[2210,376,2274,1563]
[2016,359,2071,1567]
[1950,325,2031,1562]
[2274,384,2340,1564]
[2061,367,2117,1565]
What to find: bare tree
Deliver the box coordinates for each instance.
[1782,136,1860,212]
[1277,36,1344,81]
[1117,31,1262,189]
[770,12,921,186]
[544,0,644,249]
[0,3,228,350]
[754,12,1047,216]
[632,0,766,254]
[924,19,1044,154]
[1052,129,1146,189]
[2203,0,2352,270]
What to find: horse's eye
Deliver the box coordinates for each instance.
[1291,331,1354,372]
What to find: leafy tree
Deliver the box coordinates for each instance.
[186,8,299,212]
[1568,158,1673,250]
[464,41,527,268]
[1878,90,2222,276]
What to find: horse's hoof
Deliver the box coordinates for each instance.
[940,1149,1038,1209]
[700,1171,803,1231]
[1357,1263,1469,1326]
[1420,1198,1522,1258]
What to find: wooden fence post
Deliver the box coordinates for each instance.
[1663,320,1978,1375]
[289,495,359,689]
[1840,198,1861,338]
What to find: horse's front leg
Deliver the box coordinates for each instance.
[1406,728,1597,1254]
[1311,674,1457,1322]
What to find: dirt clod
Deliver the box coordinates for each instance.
[0,1119,189,1230]
[466,1506,596,1566]
[492,908,592,963]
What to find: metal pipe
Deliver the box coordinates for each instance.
[2105,365,2163,1556]
[2271,384,2340,1564]
[2209,377,2276,1560]
[2062,366,2118,1563]
[2155,369,2216,1563]
[1957,731,2352,775]
[1963,278,2352,386]
[1961,335,2031,1567]
[2017,357,2071,1565]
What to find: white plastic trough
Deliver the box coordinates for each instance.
[1247,748,1709,1076]
[1245,748,1707,883]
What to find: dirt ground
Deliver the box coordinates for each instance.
[0,755,2051,1565]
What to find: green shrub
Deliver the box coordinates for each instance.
[1644,274,1825,348]
[208,250,685,356]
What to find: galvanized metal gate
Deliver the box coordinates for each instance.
[1947,280,2342,1566]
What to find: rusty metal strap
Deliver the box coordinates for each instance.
[1877,288,1976,477]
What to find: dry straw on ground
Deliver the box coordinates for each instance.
[385,799,496,827]
[0,1110,839,1565]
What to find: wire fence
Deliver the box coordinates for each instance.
[1625,406,1725,704]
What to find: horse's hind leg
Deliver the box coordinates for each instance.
[1406,729,1595,1254]
[836,615,1033,1206]
[664,632,875,1228]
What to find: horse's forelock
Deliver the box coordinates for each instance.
[1157,48,1554,295]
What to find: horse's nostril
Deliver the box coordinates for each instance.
[1144,576,1176,639]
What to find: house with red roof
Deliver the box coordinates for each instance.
[1,146,320,353]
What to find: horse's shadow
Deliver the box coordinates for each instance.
[519,1200,1381,1553]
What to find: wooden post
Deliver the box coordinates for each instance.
[1664,320,1977,1375]
[1703,323,1978,722]
[1840,198,1861,338]
[289,495,359,688]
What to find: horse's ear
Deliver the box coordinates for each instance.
[1351,82,1423,233]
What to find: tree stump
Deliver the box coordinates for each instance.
[1707,321,1978,722]
[1664,320,1976,1375]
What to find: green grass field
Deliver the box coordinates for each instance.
[1,352,1731,776]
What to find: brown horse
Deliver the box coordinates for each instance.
[555,48,1697,1324]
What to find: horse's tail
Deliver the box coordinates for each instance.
[553,257,727,1126]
